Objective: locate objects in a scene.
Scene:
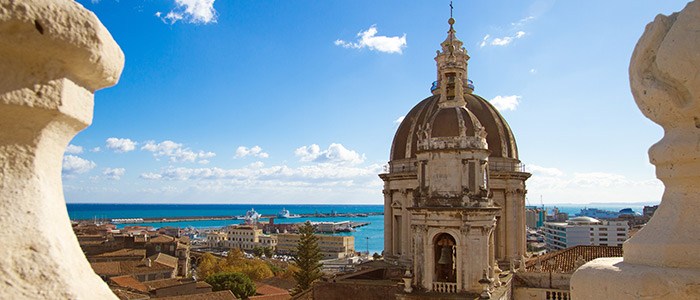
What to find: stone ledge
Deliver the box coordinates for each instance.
[571,257,700,300]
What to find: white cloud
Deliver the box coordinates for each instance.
[294,143,365,165]
[511,16,535,27]
[394,116,405,125]
[524,163,663,204]
[335,25,407,54]
[106,138,137,153]
[65,144,83,154]
[140,172,163,180]
[103,168,126,180]
[158,0,217,24]
[489,32,526,46]
[62,155,96,175]
[480,16,531,48]
[527,164,564,177]
[141,140,216,163]
[91,147,101,153]
[144,162,382,183]
[235,146,269,159]
[489,95,521,111]
[482,32,526,47]
[479,34,490,48]
[529,68,537,74]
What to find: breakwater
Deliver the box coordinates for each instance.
[80,212,384,224]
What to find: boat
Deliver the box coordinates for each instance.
[243,208,261,224]
[277,208,301,219]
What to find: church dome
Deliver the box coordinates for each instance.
[391,93,519,160]
[429,106,481,138]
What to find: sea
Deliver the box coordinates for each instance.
[66,203,654,255]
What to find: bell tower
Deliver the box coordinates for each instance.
[406,16,500,294]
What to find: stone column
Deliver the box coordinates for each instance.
[571,2,700,299]
[382,188,393,256]
[0,1,124,299]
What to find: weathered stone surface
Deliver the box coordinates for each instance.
[0,0,124,299]
[572,258,700,299]
[572,1,700,299]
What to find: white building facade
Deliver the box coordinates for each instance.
[544,217,628,251]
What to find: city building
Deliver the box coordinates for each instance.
[543,217,629,251]
[205,231,227,248]
[525,207,545,229]
[643,205,659,217]
[545,207,569,222]
[258,234,278,250]
[276,233,354,259]
[223,224,263,250]
[91,253,178,282]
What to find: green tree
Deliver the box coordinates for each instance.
[253,246,264,258]
[263,246,274,258]
[205,271,256,299]
[292,221,323,294]
[197,253,222,279]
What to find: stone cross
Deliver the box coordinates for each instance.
[0,0,124,298]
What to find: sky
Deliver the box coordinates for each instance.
[63,0,690,205]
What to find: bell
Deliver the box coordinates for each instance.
[438,246,453,265]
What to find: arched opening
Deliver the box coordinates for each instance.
[434,233,457,283]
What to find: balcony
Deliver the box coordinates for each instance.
[432,282,457,293]
[489,161,526,172]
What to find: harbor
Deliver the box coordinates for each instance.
[85,211,383,224]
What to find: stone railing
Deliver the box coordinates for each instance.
[488,161,525,172]
[0,0,124,299]
[383,161,417,174]
[432,282,458,293]
[545,289,571,300]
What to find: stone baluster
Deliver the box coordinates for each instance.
[571,1,700,299]
[0,0,124,299]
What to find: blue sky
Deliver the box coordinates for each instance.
[63,0,689,205]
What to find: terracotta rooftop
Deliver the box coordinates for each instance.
[109,275,149,293]
[526,245,623,273]
[158,290,237,300]
[142,278,192,290]
[149,235,176,243]
[257,276,296,291]
[251,282,291,300]
[91,258,175,277]
[148,253,179,270]
[94,248,146,258]
[109,287,150,300]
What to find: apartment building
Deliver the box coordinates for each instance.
[544,217,628,251]
[276,233,355,259]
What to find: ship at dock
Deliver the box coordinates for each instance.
[277,208,301,219]
[236,208,261,224]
